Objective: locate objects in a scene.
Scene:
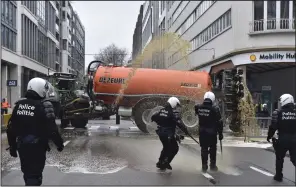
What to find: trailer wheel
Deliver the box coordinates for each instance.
[180,101,199,135]
[71,118,88,128]
[133,98,166,133]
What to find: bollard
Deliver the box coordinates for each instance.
[3,114,12,128]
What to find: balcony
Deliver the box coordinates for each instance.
[249,18,295,35]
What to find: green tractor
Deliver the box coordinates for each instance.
[47,72,91,128]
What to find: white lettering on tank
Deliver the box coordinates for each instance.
[17,104,35,116]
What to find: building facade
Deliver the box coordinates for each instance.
[1,1,85,106]
[136,1,295,113]
[132,4,143,61]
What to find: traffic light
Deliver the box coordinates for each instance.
[233,68,244,98]
[222,69,237,112]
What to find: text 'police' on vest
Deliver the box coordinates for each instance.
[17,104,35,116]
[282,112,296,120]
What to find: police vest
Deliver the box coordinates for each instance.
[278,107,296,135]
[13,99,47,137]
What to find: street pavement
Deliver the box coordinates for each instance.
[1,117,295,186]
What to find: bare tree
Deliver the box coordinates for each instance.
[94,44,129,66]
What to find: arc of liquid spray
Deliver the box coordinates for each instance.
[112,32,193,107]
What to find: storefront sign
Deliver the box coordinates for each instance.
[250,52,295,62]
[231,51,296,66]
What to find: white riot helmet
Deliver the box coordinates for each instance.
[167,97,181,109]
[204,91,215,103]
[278,94,294,107]
[27,77,50,98]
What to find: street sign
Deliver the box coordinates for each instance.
[7,80,17,87]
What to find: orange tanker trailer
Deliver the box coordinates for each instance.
[86,61,212,133]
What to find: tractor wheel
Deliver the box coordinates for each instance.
[71,118,88,128]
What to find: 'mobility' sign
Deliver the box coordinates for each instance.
[259,52,295,60]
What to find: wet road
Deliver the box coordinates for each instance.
[1,117,295,186]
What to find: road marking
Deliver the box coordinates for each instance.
[109,126,119,130]
[128,127,139,130]
[63,140,70,146]
[88,126,100,130]
[201,172,216,184]
[65,165,127,174]
[250,166,274,177]
[202,172,214,179]
[64,127,75,130]
[182,142,273,148]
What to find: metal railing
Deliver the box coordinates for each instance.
[243,117,271,141]
[249,18,295,33]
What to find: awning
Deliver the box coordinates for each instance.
[209,61,234,74]
[245,62,296,73]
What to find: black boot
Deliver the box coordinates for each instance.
[273,173,283,182]
[210,164,218,171]
[201,147,209,173]
[202,164,208,173]
[166,163,172,170]
[159,158,169,170]
[209,145,218,171]
[274,157,284,182]
[156,160,161,168]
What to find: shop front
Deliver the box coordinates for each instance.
[231,50,295,113]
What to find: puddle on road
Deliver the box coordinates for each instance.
[129,164,172,175]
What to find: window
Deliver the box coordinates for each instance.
[62,11,66,20]
[267,1,276,29]
[5,1,8,21]
[254,0,263,21]
[280,1,290,29]
[1,24,4,46]
[292,1,296,19]
[175,1,215,36]
[172,1,189,23]
[63,39,67,50]
[62,1,66,7]
[37,1,45,25]
[190,10,231,51]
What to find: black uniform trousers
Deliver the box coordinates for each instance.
[158,135,179,163]
[275,136,296,176]
[17,142,47,186]
[199,134,217,166]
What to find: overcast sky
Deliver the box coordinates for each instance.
[71,1,144,68]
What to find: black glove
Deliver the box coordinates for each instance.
[267,136,272,143]
[219,134,223,141]
[57,145,64,152]
[9,148,17,158]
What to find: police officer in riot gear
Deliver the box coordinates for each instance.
[267,93,296,182]
[6,77,64,186]
[151,97,189,170]
[195,91,223,173]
